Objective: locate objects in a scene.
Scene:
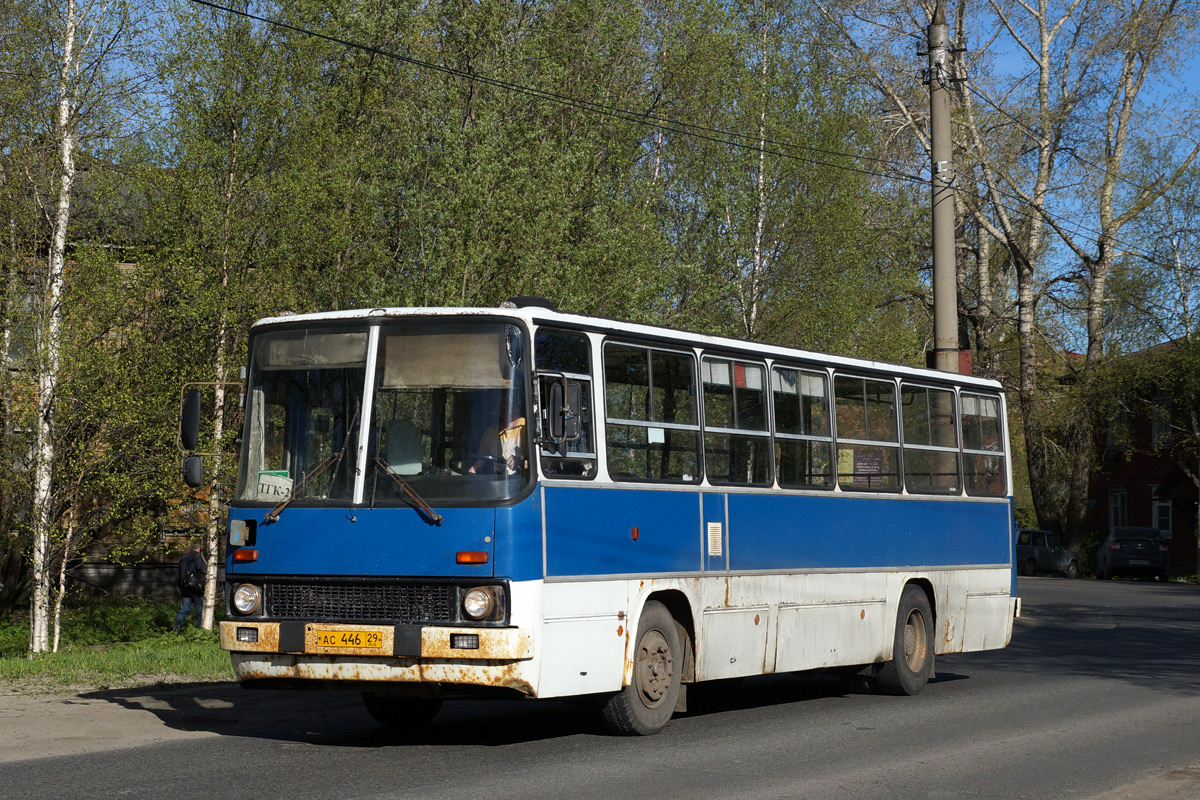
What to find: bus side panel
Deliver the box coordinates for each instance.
[962,564,1018,651]
[543,487,702,577]
[494,492,546,583]
[536,580,630,697]
[770,572,889,673]
[727,494,1012,570]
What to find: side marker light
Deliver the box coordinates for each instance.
[456,551,488,564]
[233,549,258,562]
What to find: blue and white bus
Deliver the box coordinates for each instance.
[209,301,1019,735]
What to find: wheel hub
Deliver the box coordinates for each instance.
[634,630,673,708]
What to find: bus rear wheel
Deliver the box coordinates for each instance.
[875,585,934,696]
[361,692,443,729]
[600,600,682,735]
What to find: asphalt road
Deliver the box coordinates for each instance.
[6,576,1200,800]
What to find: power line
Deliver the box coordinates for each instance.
[188,0,920,182]
[188,0,1185,278]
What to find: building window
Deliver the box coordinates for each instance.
[1109,488,1128,529]
[1106,407,1129,451]
[1151,396,1171,450]
[1151,485,1172,538]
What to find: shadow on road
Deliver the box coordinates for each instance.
[79,670,875,748]
[995,578,1200,693]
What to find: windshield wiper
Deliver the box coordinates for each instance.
[373,457,443,525]
[263,453,338,523]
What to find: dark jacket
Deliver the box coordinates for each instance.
[178,549,207,597]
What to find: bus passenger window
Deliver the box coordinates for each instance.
[901,384,960,494]
[773,367,833,488]
[702,357,770,485]
[962,393,1006,496]
[833,375,900,491]
[534,329,596,479]
[604,343,700,482]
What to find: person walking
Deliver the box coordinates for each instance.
[173,541,206,633]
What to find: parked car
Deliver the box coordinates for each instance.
[1095,526,1170,581]
[1016,529,1081,578]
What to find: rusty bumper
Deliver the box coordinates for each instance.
[219,620,533,660]
[221,621,537,694]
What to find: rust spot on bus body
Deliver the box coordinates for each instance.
[231,653,536,696]
[223,621,536,696]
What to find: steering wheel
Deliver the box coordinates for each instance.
[458,454,504,475]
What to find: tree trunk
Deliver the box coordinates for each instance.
[31,0,78,654]
[51,511,76,653]
[202,119,240,631]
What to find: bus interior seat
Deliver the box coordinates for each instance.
[385,419,422,475]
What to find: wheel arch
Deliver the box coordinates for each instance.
[643,589,696,683]
[904,577,937,627]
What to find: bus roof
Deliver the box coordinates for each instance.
[251,306,1004,391]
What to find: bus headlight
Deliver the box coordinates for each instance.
[231,583,262,615]
[462,587,496,620]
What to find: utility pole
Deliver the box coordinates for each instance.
[927,1,960,374]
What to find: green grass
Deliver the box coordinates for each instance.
[0,598,234,694]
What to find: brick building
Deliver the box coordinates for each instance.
[1086,348,1199,574]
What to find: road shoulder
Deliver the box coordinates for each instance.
[1086,766,1200,800]
[0,683,235,763]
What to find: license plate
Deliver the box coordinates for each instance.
[1129,559,1149,566]
[314,629,383,649]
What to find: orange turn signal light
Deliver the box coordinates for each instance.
[232,549,258,562]
[456,551,488,564]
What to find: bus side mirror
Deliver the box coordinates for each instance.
[547,380,582,443]
[181,389,202,451]
[182,454,204,488]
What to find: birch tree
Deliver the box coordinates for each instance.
[29,0,148,651]
[815,0,1200,545]
[29,0,84,654]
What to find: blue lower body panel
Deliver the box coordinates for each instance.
[543,486,1011,578]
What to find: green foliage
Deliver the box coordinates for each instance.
[0,597,224,658]
[0,598,232,692]
[2,0,941,622]
[0,632,234,692]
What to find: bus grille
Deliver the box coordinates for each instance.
[265,581,457,624]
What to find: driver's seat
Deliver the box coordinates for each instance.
[384,419,422,475]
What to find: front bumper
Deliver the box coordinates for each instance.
[220,620,532,660]
[220,621,538,695]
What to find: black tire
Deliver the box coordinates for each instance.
[1065,560,1079,579]
[875,585,934,696]
[1021,558,1036,577]
[361,692,443,728]
[600,600,683,735]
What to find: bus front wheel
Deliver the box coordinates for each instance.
[361,692,443,729]
[875,585,934,696]
[600,600,682,735]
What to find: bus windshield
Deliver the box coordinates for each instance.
[364,320,530,505]
[237,320,530,507]
[238,326,369,504]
